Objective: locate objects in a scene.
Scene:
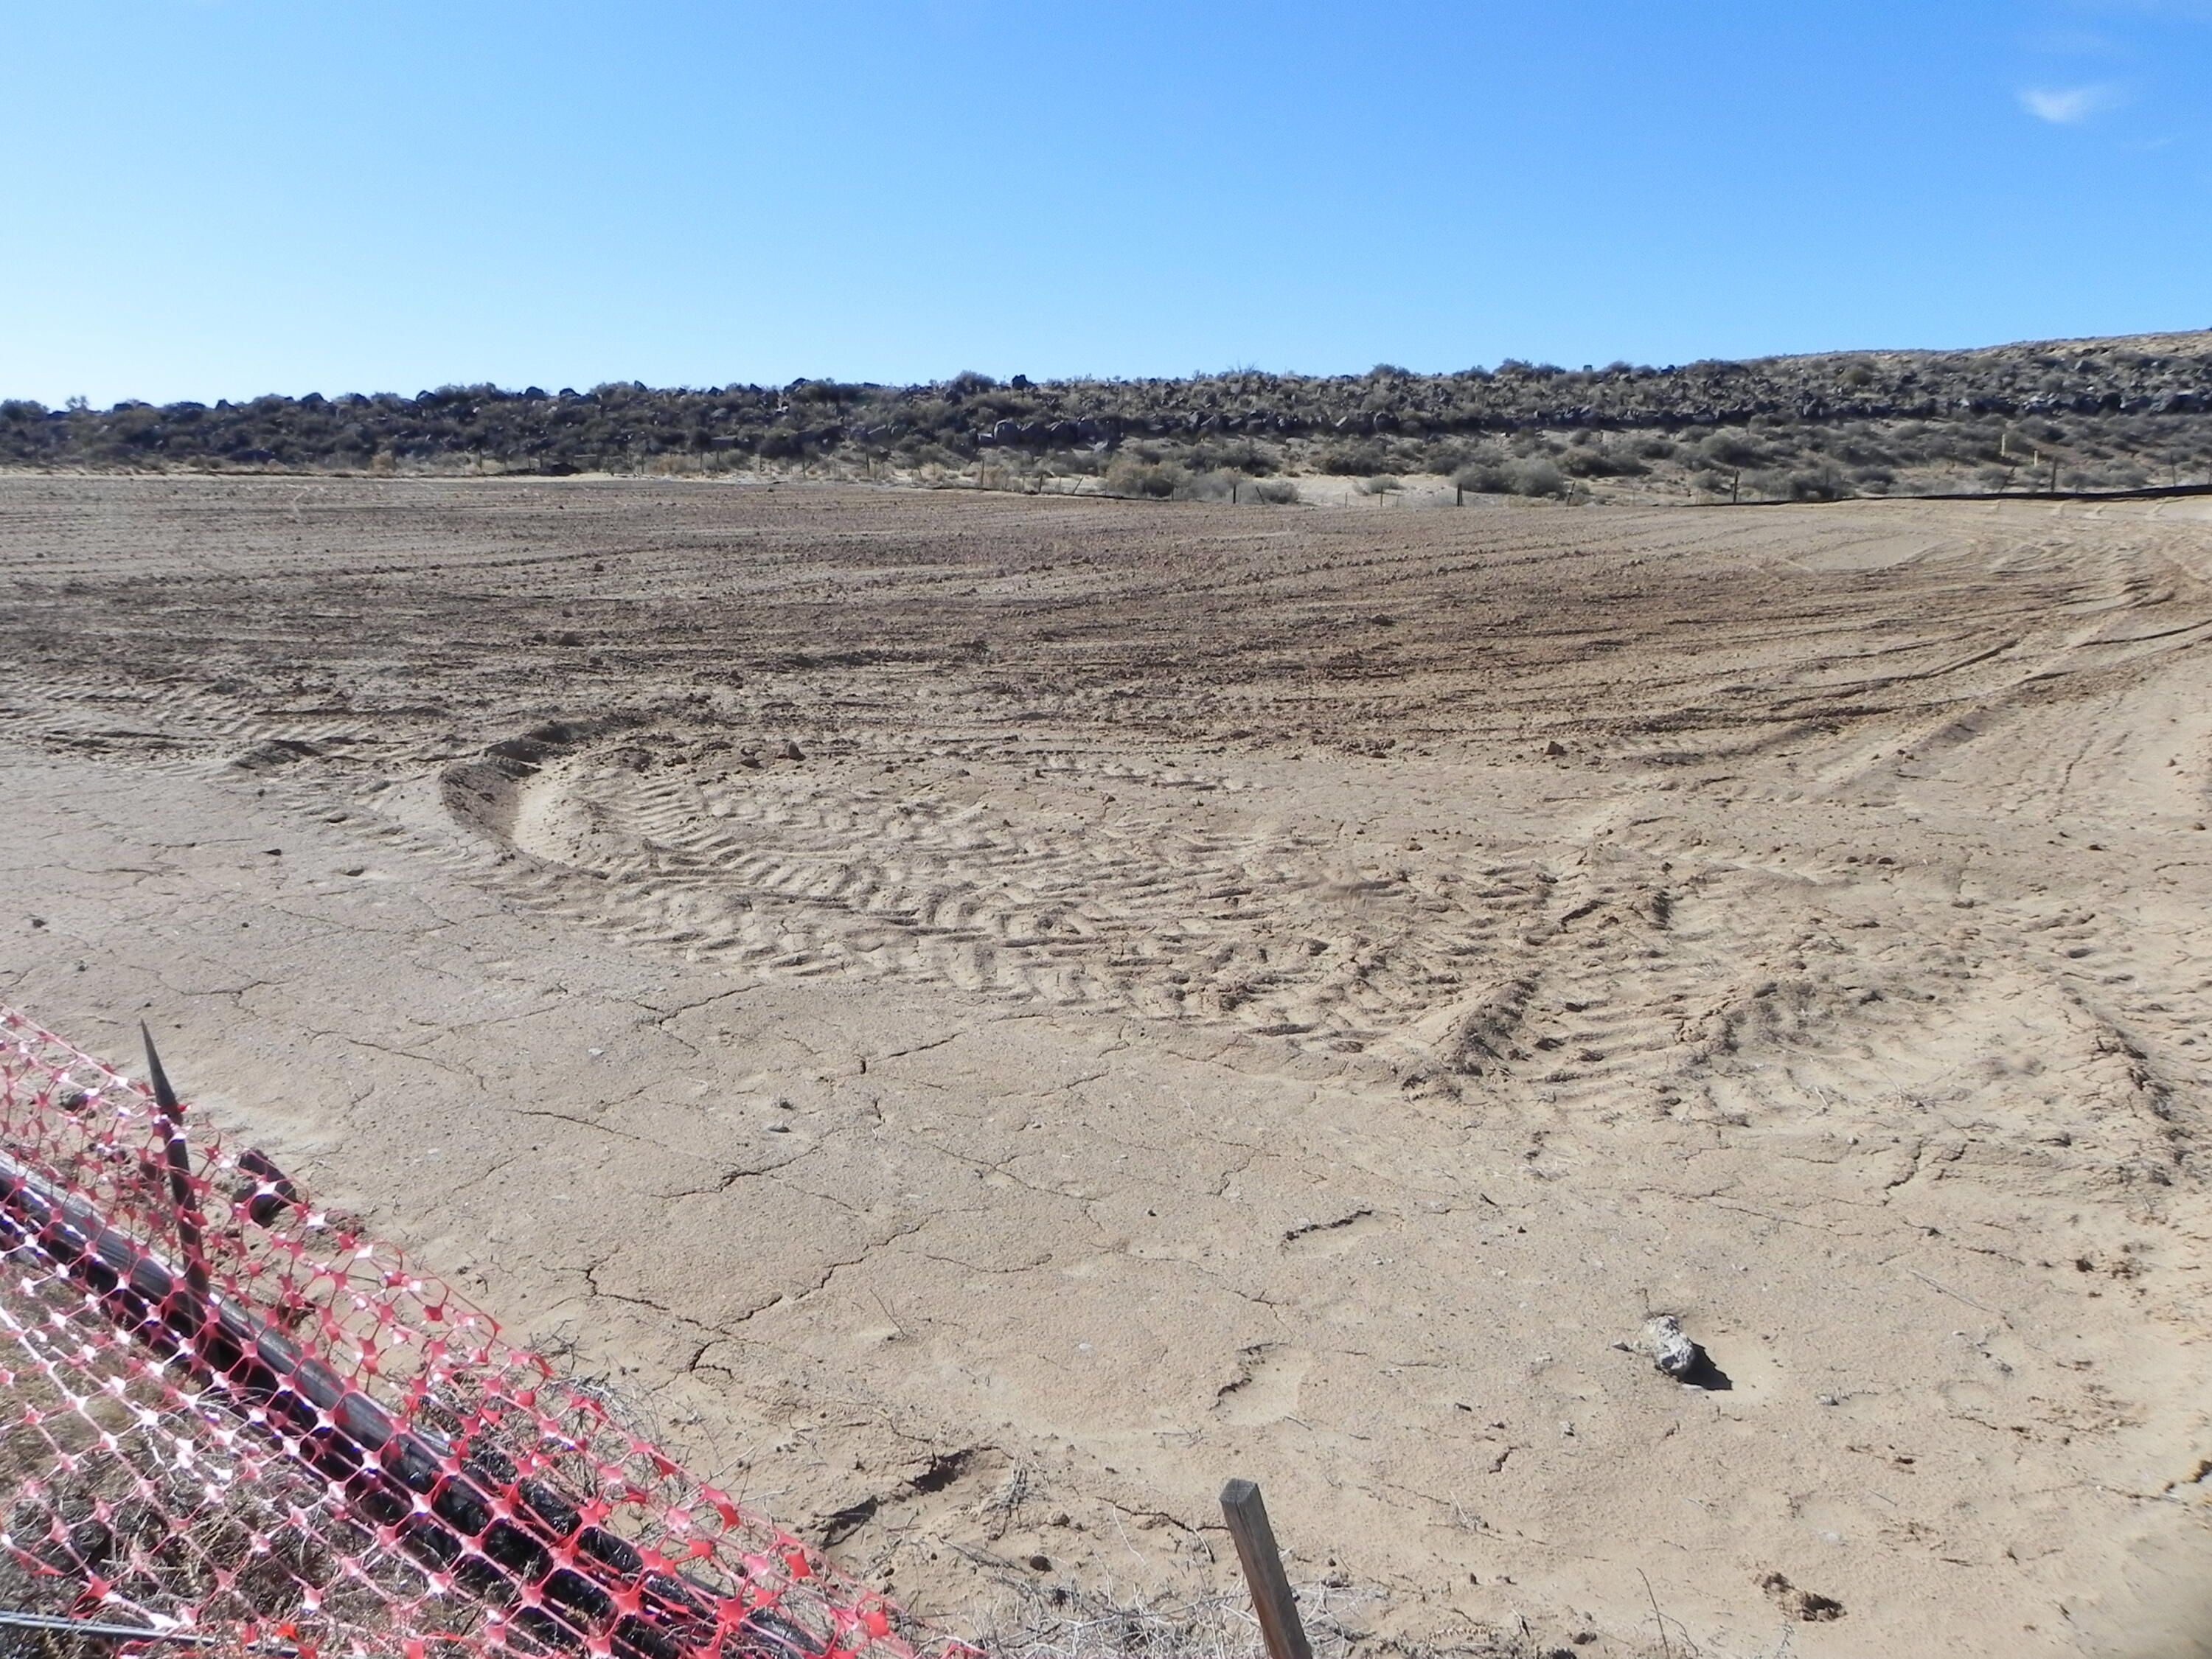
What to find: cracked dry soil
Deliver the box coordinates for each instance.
[3,474,2212,1657]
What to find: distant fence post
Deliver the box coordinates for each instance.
[1220,1479,1312,1659]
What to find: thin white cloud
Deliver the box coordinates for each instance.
[2019,82,2123,122]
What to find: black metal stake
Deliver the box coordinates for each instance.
[141,1023,211,1306]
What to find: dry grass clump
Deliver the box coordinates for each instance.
[948,1544,1576,1659]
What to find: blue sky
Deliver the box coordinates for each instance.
[3,1,2208,404]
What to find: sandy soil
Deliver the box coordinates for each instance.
[2,475,2210,1658]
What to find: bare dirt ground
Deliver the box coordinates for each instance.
[2,474,2211,1658]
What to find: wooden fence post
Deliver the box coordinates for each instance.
[1219,1479,1312,1659]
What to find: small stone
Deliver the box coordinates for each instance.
[1644,1314,1700,1380]
[1818,1394,1839,1406]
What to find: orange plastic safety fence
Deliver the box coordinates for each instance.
[0,1005,938,1659]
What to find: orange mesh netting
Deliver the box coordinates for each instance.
[0,1003,939,1659]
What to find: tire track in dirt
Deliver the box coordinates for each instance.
[5,478,2211,1129]
[6,482,2208,1131]
[440,726,1562,1066]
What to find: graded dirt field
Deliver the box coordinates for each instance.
[2,475,2210,1658]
